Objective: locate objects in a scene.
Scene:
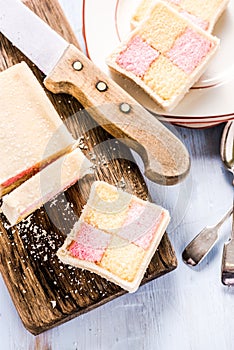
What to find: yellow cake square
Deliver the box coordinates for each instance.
[138,2,186,53]
[143,55,188,100]
[99,236,145,282]
[87,181,131,214]
[180,0,225,22]
[83,206,129,231]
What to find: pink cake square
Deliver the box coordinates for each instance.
[68,222,111,263]
[180,11,208,31]
[116,35,159,77]
[167,0,181,4]
[116,200,163,250]
[134,214,164,250]
[166,28,212,74]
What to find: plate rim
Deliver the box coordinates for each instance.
[82,0,234,127]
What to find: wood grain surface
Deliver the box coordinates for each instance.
[0,0,177,335]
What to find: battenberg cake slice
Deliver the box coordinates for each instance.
[57,181,170,293]
[131,0,229,32]
[0,62,76,197]
[1,148,92,226]
[106,1,220,111]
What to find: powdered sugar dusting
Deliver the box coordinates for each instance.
[12,211,102,297]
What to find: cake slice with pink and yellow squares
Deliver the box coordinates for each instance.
[131,0,229,32]
[106,0,220,111]
[57,181,170,293]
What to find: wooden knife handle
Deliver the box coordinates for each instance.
[45,44,190,185]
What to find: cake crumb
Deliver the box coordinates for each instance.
[50,300,56,308]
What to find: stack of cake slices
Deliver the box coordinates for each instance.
[0,62,92,225]
[106,0,228,111]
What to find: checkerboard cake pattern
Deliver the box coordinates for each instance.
[107,1,220,111]
[57,181,170,292]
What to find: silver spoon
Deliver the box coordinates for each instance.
[182,207,233,266]
[182,121,234,267]
[220,121,234,285]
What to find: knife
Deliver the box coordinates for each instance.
[0,0,190,185]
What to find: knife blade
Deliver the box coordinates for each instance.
[0,0,190,185]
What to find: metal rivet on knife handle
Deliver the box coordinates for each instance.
[72,60,83,71]
[44,38,190,184]
[96,81,108,92]
[119,102,131,114]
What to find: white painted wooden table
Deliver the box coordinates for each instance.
[1,1,233,349]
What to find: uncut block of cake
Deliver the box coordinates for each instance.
[57,181,170,293]
[0,62,76,197]
[106,1,220,111]
[131,0,229,32]
[1,148,92,226]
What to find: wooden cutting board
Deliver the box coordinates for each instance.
[0,0,177,335]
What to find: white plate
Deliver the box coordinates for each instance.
[83,0,234,128]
